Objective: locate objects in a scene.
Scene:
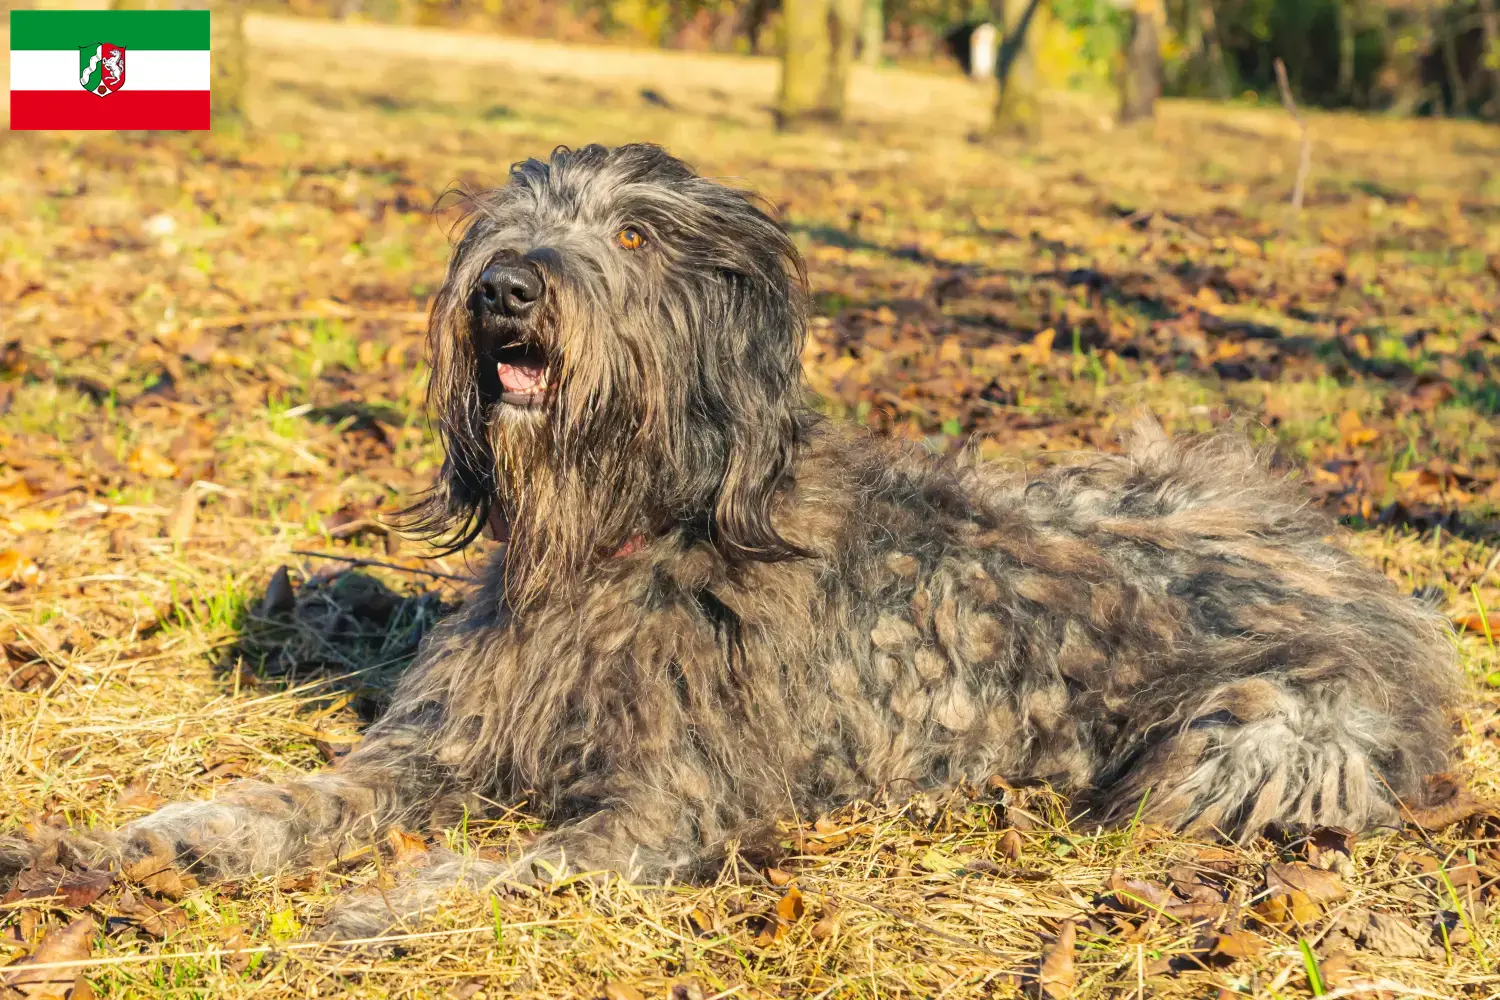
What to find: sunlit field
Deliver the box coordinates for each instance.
[2,12,1499,999]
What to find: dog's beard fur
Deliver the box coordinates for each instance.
[400,144,810,611]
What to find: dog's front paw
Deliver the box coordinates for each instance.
[0,826,123,891]
[117,799,289,884]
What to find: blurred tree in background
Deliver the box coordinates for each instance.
[776,0,862,127]
[252,0,1500,121]
[1116,0,1163,121]
[991,0,1049,137]
[113,0,248,130]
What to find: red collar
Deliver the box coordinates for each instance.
[612,535,645,558]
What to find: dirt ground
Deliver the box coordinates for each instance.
[2,13,1500,1000]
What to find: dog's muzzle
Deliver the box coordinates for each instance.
[478,258,545,320]
[472,254,551,410]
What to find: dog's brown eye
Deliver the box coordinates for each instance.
[616,227,645,250]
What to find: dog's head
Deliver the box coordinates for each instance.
[404,144,810,603]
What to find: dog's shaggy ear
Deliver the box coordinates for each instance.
[393,229,496,553]
[396,453,491,553]
[701,202,812,564]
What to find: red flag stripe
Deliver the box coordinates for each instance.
[10,90,209,130]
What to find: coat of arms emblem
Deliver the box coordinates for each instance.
[79,43,126,97]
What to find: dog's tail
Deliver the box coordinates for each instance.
[1070,419,1463,838]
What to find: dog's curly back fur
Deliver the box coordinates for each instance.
[6,143,1462,938]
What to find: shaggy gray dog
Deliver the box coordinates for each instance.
[4,143,1463,939]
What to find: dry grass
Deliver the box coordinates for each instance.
[3,14,1500,1000]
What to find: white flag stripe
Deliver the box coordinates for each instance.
[10,49,210,91]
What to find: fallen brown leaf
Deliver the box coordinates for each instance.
[385,827,428,865]
[998,828,1023,861]
[776,885,805,924]
[1266,861,1345,904]
[1038,919,1076,998]
[1337,909,1432,959]
[0,478,37,510]
[111,888,186,940]
[127,445,178,481]
[0,915,94,999]
[0,550,40,590]
[602,983,647,1000]
[1193,846,1238,876]
[1163,901,1227,922]
[1168,864,1226,905]
[10,867,114,910]
[686,907,715,937]
[120,855,196,900]
[1208,928,1263,960]
[1254,887,1321,928]
[114,785,166,812]
[276,871,322,893]
[445,979,485,1000]
[219,923,251,974]
[1106,870,1175,913]
[1318,952,1381,998]
[748,919,779,947]
[6,658,56,693]
[764,867,793,887]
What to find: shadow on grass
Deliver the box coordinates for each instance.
[798,220,1500,409]
[211,567,462,730]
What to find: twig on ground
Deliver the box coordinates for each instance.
[1459,546,1500,593]
[289,550,472,583]
[0,920,575,976]
[194,308,427,331]
[1273,58,1311,212]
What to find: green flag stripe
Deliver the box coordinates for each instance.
[9,10,209,51]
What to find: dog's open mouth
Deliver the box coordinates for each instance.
[493,341,551,408]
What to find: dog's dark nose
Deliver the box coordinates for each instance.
[477,260,545,318]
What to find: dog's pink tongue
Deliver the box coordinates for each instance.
[497,361,544,393]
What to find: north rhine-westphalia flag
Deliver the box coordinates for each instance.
[10,10,210,130]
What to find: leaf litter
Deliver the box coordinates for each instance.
[0,15,1498,1000]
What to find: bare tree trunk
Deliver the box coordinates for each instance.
[1479,0,1500,119]
[779,0,834,128]
[823,0,862,115]
[990,0,1045,140]
[1118,0,1162,124]
[209,0,247,130]
[1383,13,1430,116]
[1338,0,1357,102]
[741,0,777,55]
[859,0,883,67]
[778,0,862,129]
[1198,0,1230,98]
[1440,10,1468,115]
[112,0,246,131]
